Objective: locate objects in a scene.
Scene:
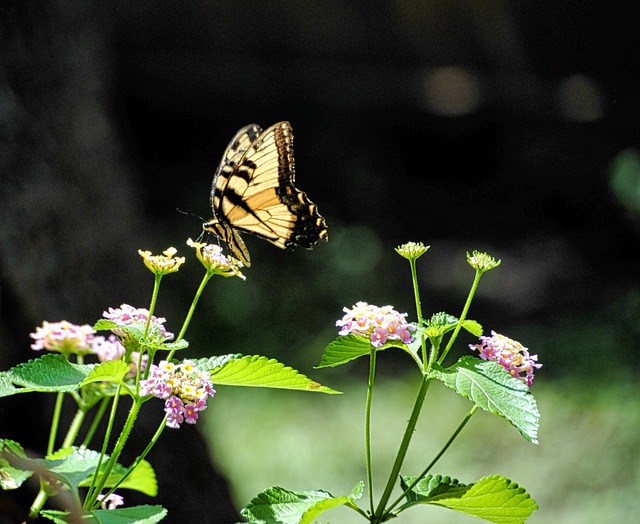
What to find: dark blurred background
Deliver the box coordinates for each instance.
[1,1,639,522]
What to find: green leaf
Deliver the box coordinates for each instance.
[0,439,33,489]
[461,319,483,337]
[316,334,372,368]
[93,319,119,331]
[242,483,363,524]
[430,357,540,443]
[205,355,340,394]
[93,320,178,351]
[316,334,412,369]
[81,361,130,387]
[400,474,537,524]
[400,474,468,503]
[3,447,157,498]
[148,339,189,352]
[194,353,243,372]
[78,458,158,497]
[41,504,168,523]
[423,313,483,338]
[0,354,91,397]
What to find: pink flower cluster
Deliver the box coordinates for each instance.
[30,321,96,354]
[336,301,415,348]
[140,360,215,429]
[92,334,147,376]
[97,492,124,510]
[102,304,173,341]
[469,331,542,387]
[29,307,153,373]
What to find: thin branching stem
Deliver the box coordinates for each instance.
[439,270,481,364]
[374,376,431,520]
[365,346,377,514]
[384,405,479,517]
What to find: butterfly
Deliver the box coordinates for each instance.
[203,121,328,267]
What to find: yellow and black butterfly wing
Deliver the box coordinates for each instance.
[203,121,328,267]
[204,124,262,265]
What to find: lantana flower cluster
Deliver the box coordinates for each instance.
[30,321,96,355]
[29,304,166,373]
[336,302,415,348]
[187,238,246,280]
[103,304,174,341]
[470,331,541,387]
[140,360,216,429]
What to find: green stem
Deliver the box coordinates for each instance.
[169,270,213,360]
[384,405,478,517]
[28,487,48,520]
[365,346,377,515]
[144,273,163,341]
[374,375,431,520]
[408,258,423,326]
[86,397,141,509]
[439,270,481,364]
[47,392,65,454]
[85,387,123,508]
[93,415,168,507]
[80,397,111,449]
[61,409,87,449]
[408,257,430,370]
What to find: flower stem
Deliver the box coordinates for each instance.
[407,257,430,369]
[365,346,377,515]
[374,375,431,520]
[61,409,86,449]
[144,273,163,341]
[384,405,478,517]
[94,415,168,506]
[438,270,482,364]
[29,487,48,520]
[47,392,64,454]
[88,398,141,507]
[171,271,213,359]
[408,258,424,326]
[85,387,124,508]
[81,397,111,449]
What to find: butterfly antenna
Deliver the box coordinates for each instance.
[176,207,205,222]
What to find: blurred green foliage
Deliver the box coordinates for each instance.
[204,374,639,523]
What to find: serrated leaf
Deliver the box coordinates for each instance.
[431,357,540,443]
[242,485,362,524]
[461,319,483,337]
[0,354,91,397]
[423,313,482,338]
[426,312,459,331]
[193,354,243,373]
[209,356,340,394]
[41,504,168,523]
[81,361,130,387]
[93,319,119,331]
[77,458,158,497]
[348,481,364,500]
[316,334,411,369]
[4,447,157,498]
[147,339,189,352]
[401,474,537,524]
[316,334,372,368]
[400,474,468,503]
[93,320,174,350]
[113,460,158,497]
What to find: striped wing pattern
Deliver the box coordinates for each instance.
[203,121,328,266]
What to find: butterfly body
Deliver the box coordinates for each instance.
[203,121,327,266]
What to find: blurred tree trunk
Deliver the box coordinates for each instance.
[0,2,239,522]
